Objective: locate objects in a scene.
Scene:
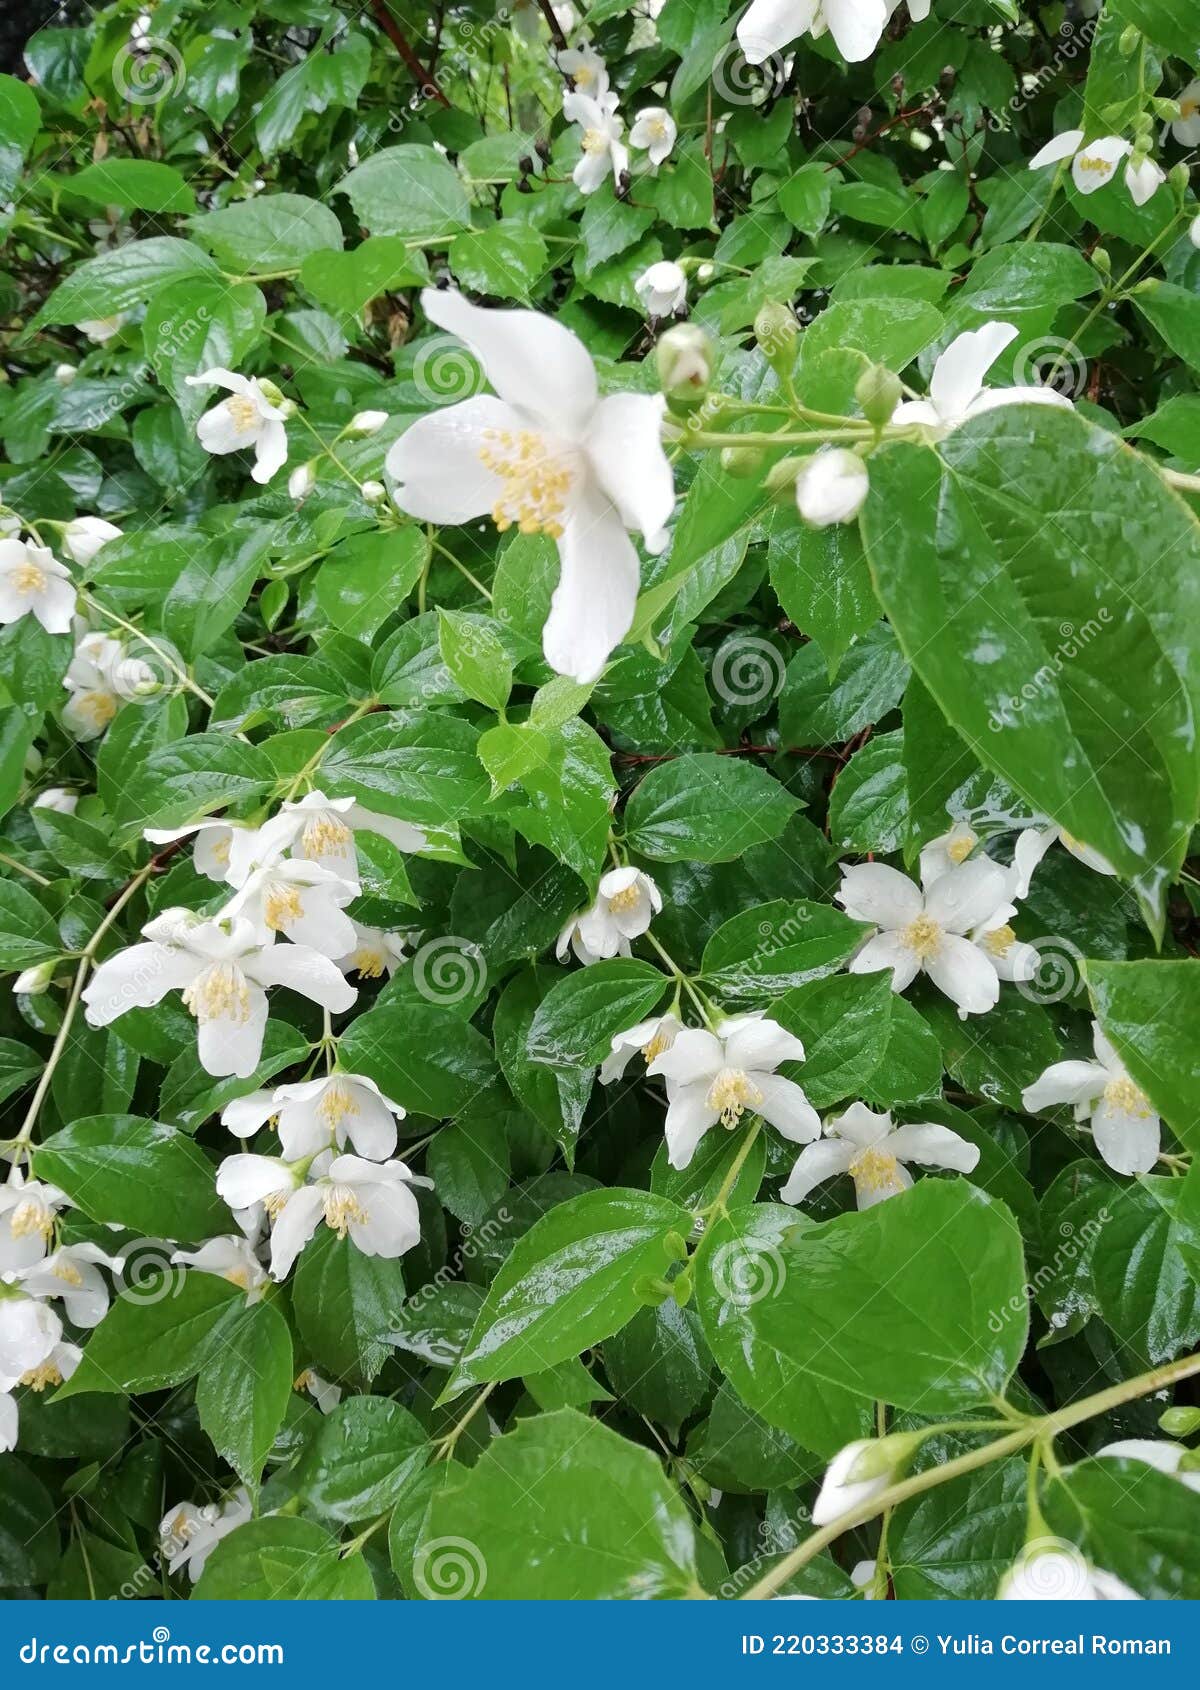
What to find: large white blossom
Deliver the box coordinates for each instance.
[219,858,360,958]
[998,1543,1140,1600]
[1021,1020,1160,1176]
[794,449,869,527]
[386,290,674,683]
[230,789,426,886]
[185,369,295,484]
[337,921,410,980]
[563,90,627,193]
[61,516,122,567]
[558,41,608,97]
[558,867,662,965]
[647,1014,817,1169]
[738,0,928,65]
[600,1012,682,1083]
[14,1243,120,1328]
[0,1175,67,1275]
[0,539,75,634]
[780,1102,979,1209]
[222,1071,406,1161]
[82,909,357,1078]
[892,322,1073,440]
[1029,130,1165,205]
[170,1236,269,1301]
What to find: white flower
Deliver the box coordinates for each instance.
[629,106,677,166]
[185,368,295,485]
[14,962,56,995]
[917,821,981,885]
[0,1390,16,1451]
[647,1013,817,1170]
[0,1291,62,1386]
[78,316,127,344]
[1171,80,1200,146]
[62,631,145,741]
[54,363,78,386]
[288,461,316,500]
[1021,1020,1160,1177]
[1009,822,1116,899]
[838,858,1011,1018]
[1097,1439,1200,1493]
[143,819,249,883]
[348,409,388,436]
[851,1558,880,1597]
[294,1367,342,1413]
[795,449,869,527]
[170,1236,268,1301]
[971,899,1040,986]
[0,539,75,635]
[635,260,688,318]
[1029,130,1165,206]
[61,516,122,567]
[0,1176,67,1275]
[1191,213,1200,250]
[33,787,78,815]
[738,0,890,65]
[780,1101,979,1209]
[15,1243,120,1328]
[564,89,628,194]
[811,1439,894,1527]
[337,921,408,980]
[217,1151,428,1281]
[218,858,360,958]
[600,1013,682,1083]
[222,1071,406,1161]
[892,322,1073,440]
[160,1489,252,1583]
[387,291,673,684]
[558,42,609,98]
[557,867,662,965]
[230,789,426,885]
[361,479,386,503]
[82,910,357,1079]
[998,1542,1140,1600]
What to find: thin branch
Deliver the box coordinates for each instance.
[370,0,451,107]
[539,0,570,52]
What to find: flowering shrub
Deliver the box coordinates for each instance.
[3,0,1200,1604]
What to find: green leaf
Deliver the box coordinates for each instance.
[111,732,273,840]
[58,1275,244,1399]
[623,753,799,862]
[0,1456,59,1587]
[449,223,549,302]
[317,529,428,641]
[0,881,60,968]
[447,1189,693,1393]
[194,1517,376,1600]
[296,1396,427,1524]
[189,194,343,273]
[437,608,513,710]
[778,164,833,238]
[421,1409,699,1598]
[195,1299,293,1490]
[527,959,668,1067]
[143,280,266,427]
[32,237,219,328]
[338,145,472,239]
[35,1115,226,1240]
[300,238,430,318]
[700,900,870,1003]
[338,999,499,1118]
[1046,1456,1200,1599]
[803,298,944,370]
[769,510,878,674]
[322,710,489,828]
[891,1455,1028,1599]
[64,159,195,214]
[292,1227,407,1385]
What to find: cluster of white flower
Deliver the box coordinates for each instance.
[557,39,676,196]
[557,867,662,964]
[0,1172,118,1453]
[81,789,426,1078]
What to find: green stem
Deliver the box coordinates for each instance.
[434,1380,497,1460]
[0,850,51,888]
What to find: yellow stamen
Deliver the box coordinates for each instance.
[706,1067,763,1129]
[223,1265,250,1289]
[351,947,386,979]
[1182,98,1199,119]
[53,1260,83,1287]
[1103,1075,1152,1117]
[9,1200,54,1240]
[182,962,252,1025]
[20,1361,63,1392]
[294,1369,315,1392]
[641,1029,672,1065]
[574,66,595,89]
[12,561,47,595]
[262,1190,289,1219]
[947,831,976,864]
[323,1187,368,1238]
[1076,153,1112,174]
[78,691,118,730]
[901,913,943,961]
[983,924,1016,958]
[478,428,573,539]
[263,882,304,932]
[607,883,642,914]
[648,117,667,140]
[210,837,232,866]
[226,394,260,435]
[316,1079,358,1129]
[581,127,608,154]
[849,1145,903,1196]
[301,813,352,859]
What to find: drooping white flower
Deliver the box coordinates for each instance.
[82,910,357,1079]
[217,1151,429,1281]
[337,921,409,981]
[61,631,151,742]
[600,1013,683,1083]
[143,819,249,884]
[811,1439,894,1527]
[837,858,1010,1019]
[160,1489,252,1583]
[635,260,688,318]
[781,1102,980,1209]
[892,322,1073,440]
[0,1291,62,1386]
[33,787,78,815]
[15,1243,120,1328]
[998,1542,1140,1600]
[222,1071,406,1161]
[1009,822,1117,899]
[557,867,663,965]
[1029,130,1165,205]
[0,539,75,635]
[78,315,127,344]
[170,1236,268,1301]
[218,858,360,958]
[1021,1020,1160,1176]
[185,368,295,485]
[1097,1439,1200,1493]
[738,0,889,65]
[288,461,316,500]
[629,106,677,167]
[61,516,122,567]
[294,1367,342,1413]
[558,42,609,99]
[1170,80,1200,146]
[647,1014,818,1170]
[0,1175,67,1275]
[386,291,674,684]
[563,90,628,194]
[795,449,869,527]
[229,789,426,886]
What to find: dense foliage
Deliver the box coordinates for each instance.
[3,0,1200,1604]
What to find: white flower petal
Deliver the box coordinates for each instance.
[1090,1098,1160,1177]
[779,1138,857,1205]
[586,393,674,552]
[929,323,1019,425]
[386,397,520,523]
[753,1073,820,1144]
[663,1082,718,1169]
[543,489,640,683]
[836,862,922,928]
[1029,129,1085,170]
[1021,1059,1107,1114]
[886,1121,980,1174]
[924,934,1000,1018]
[848,930,922,993]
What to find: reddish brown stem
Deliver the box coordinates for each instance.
[538,0,570,51]
[370,0,451,107]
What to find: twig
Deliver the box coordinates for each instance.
[538,0,570,51]
[370,0,451,107]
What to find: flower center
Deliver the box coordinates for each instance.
[210,836,232,866]
[317,1079,358,1129]
[901,913,943,961]
[227,395,260,435]
[982,924,1016,958]
[262,1190,289,1219]
[301,813,352,859]
[607,884,641,914]
[224,1265,250,1289]
[351,946,386,978]
[1181,98,1199,119]
[582,127,609,154]
[648,117,667,140]
[263,883,304,932]
[182,962,252,1025]
[1103,1075,1151,1117]
[52,1259,83,1286]
[21,1361,63,1391]
[849,1145,902,1195]
[478,429,574,539]
[12,561,47,595]
[294,1369,315,1392]
[78,690,118,729]
[1076,152,1112,174]
[641,1028,673,1065]
[9,1199,54,1240]
[706,1067,763,1129]
[323,1186,368,1237]
[574,66,595,89]
[947,831,977,864]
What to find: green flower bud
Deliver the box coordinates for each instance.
[633,1274,673,1306]
[763,456,806,494]
[719,444,766,479]
[671,1270,693,1308]
[656,324,713,410]
[855,363,902,429]
[1159,1406,1200,1437]
[1091,246,1112,278]
[1169,162,1192,196]
[845,1430,926,1484]
[1118,23,1141,54]
[663,1230,689,1263]
[754,301,798,375]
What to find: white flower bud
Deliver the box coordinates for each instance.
[348,409,389,436]
[61,516,122,567]
[1191,213,1200,250]
[812,1438,896,1526]
[14,960,56,996]
[361,479,386,503]
[33,787,78,815]
[635,261,688,318]
[54,363,79,386]
[288,462,316,500]
[794,449,869,527]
